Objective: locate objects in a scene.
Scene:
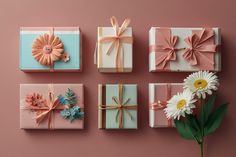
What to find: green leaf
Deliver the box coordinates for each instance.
[174,120,195,140]
[199,95,216,126]
[204,103,229,136]
[186,114,202,141]
[65,88,77,105]
[205,95,216,117]
[186,114,201,132]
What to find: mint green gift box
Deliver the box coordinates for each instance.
[20,27,82,72]
[98,84,138,129]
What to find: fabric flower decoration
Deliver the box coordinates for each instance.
[58,88,83,122]
[32,34,69,66]
[184,71,219,99]
[60,106,84,122]
[164,89,196,120]
[25,93,47,107]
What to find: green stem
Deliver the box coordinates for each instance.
[200,97,205,136]
[200,98,205,157]
[200,141,204,157]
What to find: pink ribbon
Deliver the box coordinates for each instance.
[149,84,173,127]
[98,16,133,72]
[183,29,217,69]
[24,84,67,129]
[149,28,184,69]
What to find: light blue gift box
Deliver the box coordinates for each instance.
[98,84,138,129]
[20,27,82,72]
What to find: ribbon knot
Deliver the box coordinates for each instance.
[98,16,133,72]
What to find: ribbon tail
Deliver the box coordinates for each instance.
[183,49,198,65]
[155,53,170,69]
[197,51,215,66]
[35,110,50,125]
[48,112,52,129]
[123,98,130,106]
[115,109,120,123]
[119,109,123,129]
[116,42,124,72]
[118,18,130,35]
[124,109,133,121]
[110,16,119,36]
[106,40,117,55]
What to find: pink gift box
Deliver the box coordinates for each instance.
[149,83,183,128]
[20,84,84,129]
[149,27,221,72]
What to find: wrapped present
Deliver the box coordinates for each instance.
[149,27,221,72]
[95,16,133,72]
[20,84,84,129]
[20,27,82,72]
[149,83,183,128]
[98,84,138,129]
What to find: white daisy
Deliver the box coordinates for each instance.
[184,71,219,99]
[164,89,196,120]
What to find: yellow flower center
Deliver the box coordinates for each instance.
[176,99,187,110]
[194,79,208,90]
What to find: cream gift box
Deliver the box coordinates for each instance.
[98,84,138,129]
[95,16,133,72]
[20,84,84,129]
[20,27,82,72]
[149,83,183,128]
[149,27,221,72]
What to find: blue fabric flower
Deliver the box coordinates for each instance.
[60,106,84,122]
[58,95,69,105]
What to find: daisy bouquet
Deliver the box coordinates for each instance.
[164,71,228,157]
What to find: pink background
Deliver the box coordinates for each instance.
[0,0,235,156]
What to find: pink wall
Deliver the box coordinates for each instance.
[0,0,235,156]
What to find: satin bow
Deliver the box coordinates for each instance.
[24,85,66,129]
[150,100,168,110]
[183,29,217,67]
[34,89,63,129]
[150,28,184,69]
[98,16,133,72]
[99,84,137,128]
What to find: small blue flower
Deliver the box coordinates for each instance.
[58,95,69,105]
[60,106,84,122]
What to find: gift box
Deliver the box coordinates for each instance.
[98,84,138,129]
[95,16,133,72]
[20,84,84,129]
[149,27,221,72]
[149,83,184,128]
[20,27,82,72]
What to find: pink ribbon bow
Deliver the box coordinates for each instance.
[24,84,66,129]
[149,28,184,69]
[34,88,64,129]
[183,29,217,69]
[98,16,133,72]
